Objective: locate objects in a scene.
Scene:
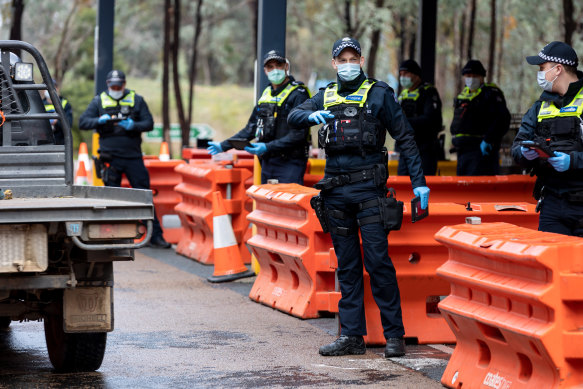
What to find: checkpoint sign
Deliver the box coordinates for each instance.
[145,123,214,142]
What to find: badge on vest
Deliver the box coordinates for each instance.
[346,95,363,102]
[344,106,358,117]
[560,106,578,113]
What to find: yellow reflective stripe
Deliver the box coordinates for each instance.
[257,83,302,106]
[454,133,482,138]
[398,88,420,102]
[537,87,583,122]
[100,90,136,108]
[323,79,375,108]
[456,86,482,101]
[44,104,55,111]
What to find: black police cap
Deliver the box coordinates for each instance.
[262,50,286,66]
[526,41,578,67]
[461,60,486,76]
[332,37,361,58]
[106,70,126,86]
[399,59,422,76]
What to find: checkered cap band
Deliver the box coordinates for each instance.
[538,51,577,66]
[332,42,361,57]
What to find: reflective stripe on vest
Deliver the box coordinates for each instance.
[398,88,420,102]
[323,79,376,108]
[456,83,500,102]
[537,87,583,122]
[100,90,136,108]
[44,98,68,112]
[257,83,301,107]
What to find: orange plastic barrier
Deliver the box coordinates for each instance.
[434,222,583,389]
[353,202,539,345]
[246,184,340,319]
[181,147,253,161]
[174,161,252,264]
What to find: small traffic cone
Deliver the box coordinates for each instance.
[159,141,170,161]
[207,191,254,283]
[77,142,92,175]
[74,161,90,186]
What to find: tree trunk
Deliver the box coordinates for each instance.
[249,0,258,84]
[487,0,496,82]
[366,0,384,78]
[9,0,25,58]
[456,10,466,93]
[186,0,204,149]
[467,0,477,60]
[495,0,506,83]
[398,14,405,64]
[172,0,188,152]
[563,0,575,46]
[344,0,353,36]
[54,0,80,85]
[162,0,171,144]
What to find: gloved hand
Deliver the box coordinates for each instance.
[480,140,493,156]
[244,142,267,156]
[98,114,111,124]
[118,118,135,130]
[206,141,223,155]
[548,151,570,172]
[413,186,430,210]
[308,110,334,125]
[520,146,539,160]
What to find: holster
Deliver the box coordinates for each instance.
[93,151,115,182]
[357,188,403,232]
[310,194,330,233]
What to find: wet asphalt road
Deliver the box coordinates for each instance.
[0,247,449,388]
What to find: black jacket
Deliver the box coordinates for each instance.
[288,71,426,188]
[221,76,310,160]
[43,96,72,145]
[398,82,442,148]
[512,78,583,193]
[79,89,154,159]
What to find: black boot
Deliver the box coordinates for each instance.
[384,337,405,358]
[319,335,366,356]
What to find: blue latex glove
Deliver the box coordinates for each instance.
[520,146,539,160]
[118,118,134,130]
[548,151,570,172]
[244,142,267,156]
[98,114,111,124]
[206,141,223,155]
[413,186,430,210]
[480,140,493,156]
[308,110,334,125]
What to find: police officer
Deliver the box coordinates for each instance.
[397,59,442,176]
[512,41,583,236]
[207,50,311,184]
[79,70,171,248]
[42,79,72,145]
[450,60,510,175]
[288,37,430,358]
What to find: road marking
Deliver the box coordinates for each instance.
[428,344,454,354]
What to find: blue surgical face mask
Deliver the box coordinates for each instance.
[267,68,286,85]
[108,88,123,100]
[336,63,361,81]
[537,64,558,92]
[400,76,413,89]
[464,77,481,91]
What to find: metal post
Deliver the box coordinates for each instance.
[417,0,437,84]
[255,0,287,101]
[94,0,115,95]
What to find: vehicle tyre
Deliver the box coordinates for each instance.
[0,316,10,329]
[44,306,107,372]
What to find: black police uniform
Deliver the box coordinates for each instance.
[288,70,426,341]
[220,75,310,184]
[43,95,72,145]
[79,88,167,243]
[397,83,442,176]
[512,77,583,236]
[450,83,510,175]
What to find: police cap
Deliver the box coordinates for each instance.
[262,50,286,66]
[461,60,486,76]
[526,41,578,67]
[332,37,361,58]
[106,70,126,86]
[399,59,422,76]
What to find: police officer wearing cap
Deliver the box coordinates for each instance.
[512,41,583,236]
[207,50,311,184]
[42,79,72,145]
[79,70,171,248]
[397,59,442,176]
[450,60,510,175]
[288,37,430,358]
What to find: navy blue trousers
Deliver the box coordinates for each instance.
[104,157,164,239]
[260,156,307,185]
[456,149,499,176]
[538,192,583,237]
[322,179,404,340]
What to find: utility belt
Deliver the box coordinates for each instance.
[310,188,403,236]
[314,164,387,191]
[543,187,583,203]
[93,150,117,183]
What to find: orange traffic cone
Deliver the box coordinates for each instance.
[75,161,90,186]
[207,191,254,283]
[159,141,170,161]
[77,142,92,174]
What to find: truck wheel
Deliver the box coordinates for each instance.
[0,317,10,329]
[44,310,107,372]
